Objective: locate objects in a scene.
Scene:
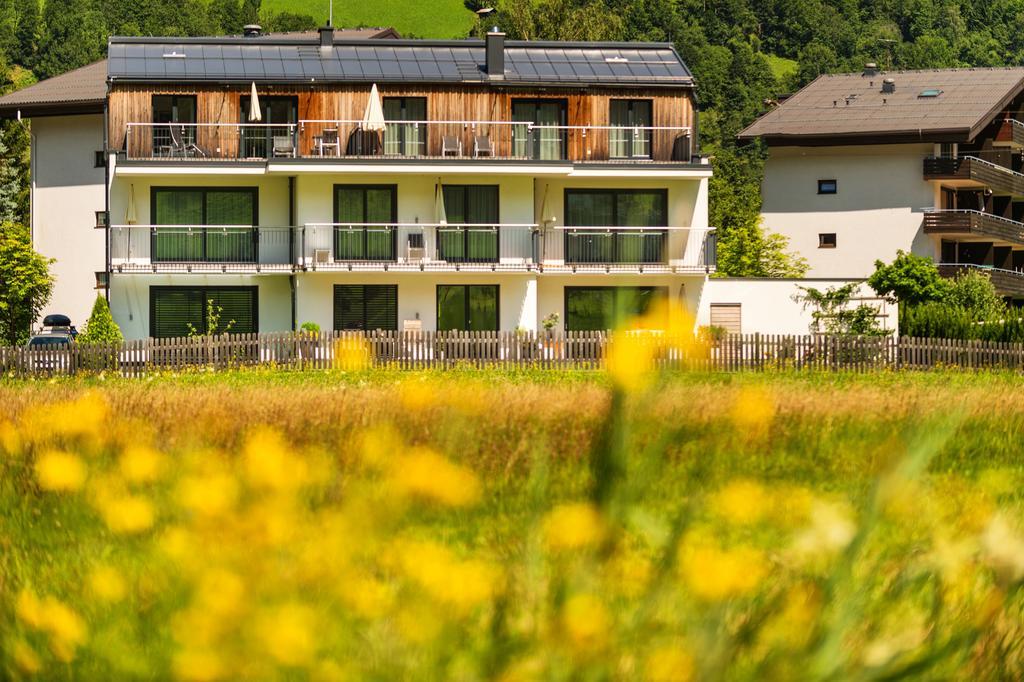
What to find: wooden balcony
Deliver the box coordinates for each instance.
[994,119,1024,147]
[937,263,1024,297]
[922,210,1024,246]
[923,156,1024,196]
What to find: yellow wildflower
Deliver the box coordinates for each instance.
[0,420,22,454]
[257,603,318,667]
[399,379,434,412]
[606,331,655,393]
[173,647,224,682]
[243,427,307,491]
[791,500,857,561]
[89,565,127,602]
[395,540,498,614]
[644,644,694,682]
[42,599,88,662]
[15,589,45,629]
[34,450,86,492]
[358,425,402,470]
[712,479,769,525]
[100,494,155,534]
[981,514,1024,582]
[543,502,606,552]
[119,445,164,484]
[334,336,370,371]
[25,392,108,442]
[390,447,481,507]
[731,386,775,433]
[12,640,41,674]
[337,573,394,618]
[678,537,767,601]
[562,594,611,653]
[177,472,239,518]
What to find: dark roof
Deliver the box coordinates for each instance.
[106,37,693,87]
[738,67,1024,145]
[0,61,108,117]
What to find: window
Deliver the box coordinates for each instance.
[565,286,667,331]
[437,285,499,331]
[939,143,957,159]
[818,233,837,248]
[239,95,297,158]
[818,179,837,195]
[709,303,741,335]
[511,99,567,160]
[94,151,106,168]
[95,211,108,229]
[382,97,426,156]
[564,189,668,264]
[334,285,398,331]
[152,95,197,151]
[152,187,258,262]
[438,185,499,263]
[333,185,397,261]
[94,272,108,290]
[919,88,943,98]
[609,99,653,159]
[149,286,257,338]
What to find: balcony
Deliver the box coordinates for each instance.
[122,121,696,165]
[922,209,1024,246]
[539,228,715,273]
[109,225,296,273]
[994,119,1024,147]
[923,154,1024,196]
[937,263,1024,297]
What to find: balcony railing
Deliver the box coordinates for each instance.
[937,262,1024,297]
[923,154,1024,196]
[122,120,695,164]
[995,119,1024,147]
[109,225,296,272]
[540,227,715,272]
[923,209,1024,245]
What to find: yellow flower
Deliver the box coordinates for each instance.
[119,445,164,484]
[334,336,370,371]
[731,386,775,433]
[257,603,318,667]
[177,472,239,518]
[981,514,1024,582]
[389,447,481,507]
[395,540,498,614]
[678,537,767,601]
[562,594,611,653]
[100,494,155,534]
[18,594,88,662]
[15,589,45,629]
[173,647,224,681]
[0,420,22,454]
[399,379,434,412]
[243,427,308,491]
[12,640,41,674]
[543,502,606,552]
[89,565,127,602]
[34,450,86,492]
[712,479,769,525]
[791,500,857,561]
[606,331,655,393]
[645,644,694,682]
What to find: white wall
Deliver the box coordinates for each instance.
[696,278,898,335]
[31,114,106,328]
[761,144,936,278]
[110,275,292,339]
[108,175,291,227]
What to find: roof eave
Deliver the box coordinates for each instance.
[740,128,973,147]
[0,100,105,119]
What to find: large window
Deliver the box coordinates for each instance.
[511,100,567,160]
[438,185,499,263]
[437,285,499,331]
[152,188,258,262]
[609,100,653,159]
[564,189,668,264]
[239,96,297,158]
[565,286,667,331]
[150,286,258,338]
[152,95,197,153]
[333,185,397,261]
[383,97,426,156]
[334,285,398,331]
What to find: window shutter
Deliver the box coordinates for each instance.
[365,285,398,331]
[209,288,257,334]
[151,288,204,338]
[334,285,365,330]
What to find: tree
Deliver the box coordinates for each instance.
[13,0,40,67]
[241,0,261,25]
[36,0,105,80]
[0,222,53,345]
[867,250,952,304]
[262,12,318,33]
[80,295,123,344]
[0,128,22,224]
[795,283,884,336]
[946,269,1005,320]
[210,0,243,35]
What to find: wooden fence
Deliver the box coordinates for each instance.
[5,331,1024,377]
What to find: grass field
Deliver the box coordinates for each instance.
[261,0,477,39]
[3,367,1024,679]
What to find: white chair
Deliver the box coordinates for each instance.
[442,135,462,156]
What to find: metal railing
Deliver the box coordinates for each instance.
[540,227,715,271]
[122,120,694,163]
[109,225,296,271]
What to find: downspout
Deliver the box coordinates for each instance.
[104,98,111,304]
[289,176,296,331]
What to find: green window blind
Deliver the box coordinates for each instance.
[609,100,652,159]
[437,285,498,331]
[333,285,398,331]
[150,286,258,338]
[333,186,397,261]
[565,286,667,331]
[152,188,257,263]
[439,185,499,263]
[564,189,667,264]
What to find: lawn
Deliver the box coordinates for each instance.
[261,0,477,39]
[2,367,1024,679]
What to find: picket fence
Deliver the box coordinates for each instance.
[4,331,1024,377]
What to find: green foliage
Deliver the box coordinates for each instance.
[0,222,53,345]
[946,269,1006,319]
[795,282,884,336]
[35,0,105,80]
[868,250,952,305]
[299,321,320,334]
[187,298,235,337]
[262,11,317,33]
[900,301,1024,342]
[80,295,123,344]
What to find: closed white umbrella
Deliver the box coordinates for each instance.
[435,179,447,226]
[125,183,137,225]
[248,82,262,122]
[362,84,386,132]
[539,183,554,226]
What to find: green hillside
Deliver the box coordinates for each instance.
[261,0,477,38]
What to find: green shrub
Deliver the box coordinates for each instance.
[299,321,321,334]
[79,295,123,345]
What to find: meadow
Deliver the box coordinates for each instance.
[2,366,1024,680]
[261,0,477,39]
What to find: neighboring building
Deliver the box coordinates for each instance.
[0,26,715,339]
[738,66,1024,299]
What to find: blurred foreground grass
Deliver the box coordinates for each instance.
[2,367,1024,680]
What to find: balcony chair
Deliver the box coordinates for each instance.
[474,135,494,157]
[442,135,462,157]
[168,124,206,158]
[272,135,296,158]
[315,128,340,157]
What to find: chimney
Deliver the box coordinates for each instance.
[486,27,505,79]
[881,77,896,94]
[243,24,262,38]
[863,62,878,77]
[319,25,334,48]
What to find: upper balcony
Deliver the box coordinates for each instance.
[121,120,696,166]
[922,209,1024,246]
[923,153,1024,196]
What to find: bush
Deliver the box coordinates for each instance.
[299,321,321,334]
[79,295,123,345]
[900,301,1024,342]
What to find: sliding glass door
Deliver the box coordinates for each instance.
[383,97,426,156]
[437,285,499,331]
[152,188,257,263]
[564,189,667,264]
[512,100,567,160]
[333,185,397,261]
[438,185,499,262]
[609,99,652,159]
[239,96,297,158]
[565,286,666,331]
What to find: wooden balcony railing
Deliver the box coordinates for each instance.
[922,209,1024,245]
[123,120,696,164]
[923,155,1024,196]
[937,262,1024,297]
[994,119,1024,147]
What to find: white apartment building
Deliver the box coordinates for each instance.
[0,27,721,340]
[738,66,1024,299]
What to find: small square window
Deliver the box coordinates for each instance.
[95,211,108,229]
[819,233,837,248]
[818,179,837,194]
[95,271,109,289]
[94,151,106,168]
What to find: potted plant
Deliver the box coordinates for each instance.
[541,313,560,357]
